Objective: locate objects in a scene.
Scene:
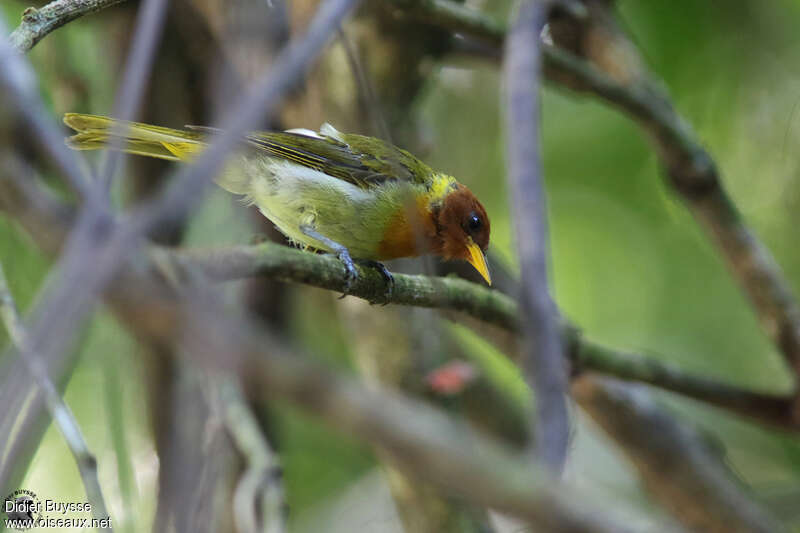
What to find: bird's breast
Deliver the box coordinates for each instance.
[377,196,437,260]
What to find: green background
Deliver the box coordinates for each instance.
[3,0,800,530]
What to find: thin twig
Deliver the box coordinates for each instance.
[0,263,112,529]
[574,339,797,428]
[574,376,785,533]
[99,0,169,193]
[9,0,128,52]
[211,376,286,533]
[338,28,392,142]
[0,17,94,201]
[131,0,362,236]
[505,0,569,472]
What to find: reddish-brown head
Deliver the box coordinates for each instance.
[433,185,491,284]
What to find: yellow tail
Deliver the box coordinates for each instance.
[63,113,205,162]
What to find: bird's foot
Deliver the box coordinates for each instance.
[358,260,394,304]
[336,249,358,298]
[298,224,358,298]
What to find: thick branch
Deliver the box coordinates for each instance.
[9,0,128,52]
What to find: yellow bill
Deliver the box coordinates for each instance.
[466,242,491,286]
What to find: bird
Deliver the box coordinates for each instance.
[63,113,491,292]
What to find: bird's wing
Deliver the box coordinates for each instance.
[243,130,434,189]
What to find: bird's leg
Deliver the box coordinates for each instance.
[356,259,394,304]
[299,224,357,297]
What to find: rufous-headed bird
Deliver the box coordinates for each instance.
[63,113,491,290]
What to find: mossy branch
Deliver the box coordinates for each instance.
[9,0,128,52]
[164,241,798,430]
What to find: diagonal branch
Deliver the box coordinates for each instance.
[98,0,168,193]
[575,376,784,533]
[111,280,634,533]
[389,0,800,417]
[0,262,112,529]
[210,377,286,533]
[505,0,569,473]
[550,46,800,395]
[1,17,94,201]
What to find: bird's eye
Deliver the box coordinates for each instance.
[467,212,482,233]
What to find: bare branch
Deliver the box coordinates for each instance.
[574,339,796,428]
[505,0,569,472]
[390,0,800,416]
[99,0,169,192]
[550,44,800,397]
[0,263,112,529]
[8,0,128,52]
[0,18,94,201]
[575,376,785,533]
[211,377,286,533]
[388,0,505,47]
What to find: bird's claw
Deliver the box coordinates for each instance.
[375,263,394,304]
[359,260,394,304]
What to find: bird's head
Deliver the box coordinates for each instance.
[434,185,491,285]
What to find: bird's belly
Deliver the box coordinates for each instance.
[241,158,395,259]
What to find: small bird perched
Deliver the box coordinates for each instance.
[63,113,491,289]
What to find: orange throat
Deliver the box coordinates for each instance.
[377,199,438,260]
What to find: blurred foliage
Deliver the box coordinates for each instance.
[4,0,800,531]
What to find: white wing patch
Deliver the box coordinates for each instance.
[284,127,324,139]
[283,123,345,143]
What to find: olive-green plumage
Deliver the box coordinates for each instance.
[63,113,492,284]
